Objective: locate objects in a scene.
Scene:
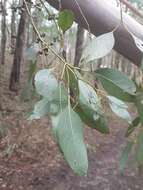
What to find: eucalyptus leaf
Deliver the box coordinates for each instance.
[51,82,68,105]
[78,80,102,116]
[35,69,58,99]
[64,66,79,101]
[56,106,88,176]
[75,80,109,134]
[95,68,136,102]
[134,91,143,124]
[51,114,60,141]
[125,117,140,137]
[75,104,109,134]
[119,141,134,173]
[82,32,115,62]
[58,10,74,32]
[107,96,132,123]
[29,98,50,120]
[28,61,37,82]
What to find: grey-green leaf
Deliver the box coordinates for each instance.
[107,96,132,123]
[75,80,109,134]
[29,98,50,120]
[56,106,88,176]
[95,68,136,102]
[82,32,115,62]
[35,69,58,99]
[134,91,143,124]
[125,117,140,137]
[78,80,102,117]
[119,141,133,173]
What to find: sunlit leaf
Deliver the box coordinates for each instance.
[82,32,115,62]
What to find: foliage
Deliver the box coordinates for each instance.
[82,32,115,62]
[26,5,143,176]
[58,10,74,32]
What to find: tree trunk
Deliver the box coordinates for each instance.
[9,0,27,91]
[11,0,17,53]
[0,0,7,65]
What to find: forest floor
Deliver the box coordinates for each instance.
[0,55,143,190]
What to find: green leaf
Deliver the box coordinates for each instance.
[50,82,68,115]
[119,141,133,173]
[55,106,88,176]
[58,10,74,32]
[82,32,115,62]
[75,104,109,134]
[51,82,68,105]
[95,68,136,102]
[125,117,140,137]
[78,80,102,116]
[28,60,37,82]
[64,66,79,101]
[134,91,143,124]
[107,96,132,123]
[35,69,58,99]
[75,80,109,134]
[29,98,50,120]
[51,114,60,141]
[136,130,143,165]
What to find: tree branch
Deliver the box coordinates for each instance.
[46,0,143,67]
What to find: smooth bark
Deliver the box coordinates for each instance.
[46,0,143,67]
[9,1,27,91]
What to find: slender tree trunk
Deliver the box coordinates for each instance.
[74,25,85,67]
[9,0,27,91]
[11,0,17,53]
[0,0,7,65]
[26,2,31,47]
[32,3,39,43]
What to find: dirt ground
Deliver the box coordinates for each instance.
[0,56,143,190]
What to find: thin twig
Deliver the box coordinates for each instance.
[23,0,66,65]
